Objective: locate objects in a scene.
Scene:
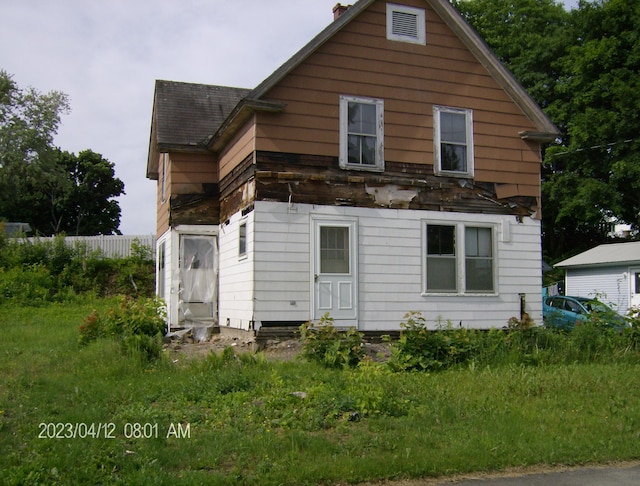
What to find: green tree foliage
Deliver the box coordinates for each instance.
[544,0,640,258]
[0,70,125,235]
[0,70,70,232]
[54,149,125,235]
[455,0,640,260]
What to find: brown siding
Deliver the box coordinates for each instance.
[219,118,256,181]
[254,0,540,195]
[170,152,217,194]
[156,153,169,238]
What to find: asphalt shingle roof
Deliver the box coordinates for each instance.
[555,241,640,268]
[154,80,250,148]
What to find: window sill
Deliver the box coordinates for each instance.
[434,170,474,179]
[340,163,385,173]
[421,292,498,298]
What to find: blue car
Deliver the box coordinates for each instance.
[542,295,626,330]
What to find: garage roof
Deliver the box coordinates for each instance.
[555,241,640,268]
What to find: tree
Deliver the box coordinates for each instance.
[542,0,640,258]
[0,70,70,233]
[55,149,125,236]
[455,0,640,260]
[0,71,124,235]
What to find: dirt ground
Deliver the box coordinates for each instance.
[165,332,392,363]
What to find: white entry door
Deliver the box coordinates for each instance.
[313,219,358,326]
[631,268,640,309]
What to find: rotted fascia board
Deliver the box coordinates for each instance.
[427,0,560,140]
[206,99,286,153]
[519,130,558,143]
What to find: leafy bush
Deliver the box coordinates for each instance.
[388,311,478,372]
[0,264,54,304]
[0,235,155,301]
[79,296,166,360]
[299,313,365,368]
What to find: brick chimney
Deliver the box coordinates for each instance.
[333,3,350,20]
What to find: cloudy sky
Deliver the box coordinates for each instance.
[1,0,579,235]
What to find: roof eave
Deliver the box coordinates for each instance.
[248,0,375,100]
[206,99,286,153]
[519,130,558,143]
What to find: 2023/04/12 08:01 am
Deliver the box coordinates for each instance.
[38,422,191,439]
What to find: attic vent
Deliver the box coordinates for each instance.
[386,3,426,45]
[392,10,418,38]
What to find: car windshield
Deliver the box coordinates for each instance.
[582,301,610,313]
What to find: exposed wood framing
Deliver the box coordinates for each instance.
[172,149,540,227]
[253,152,537,218]
[169,188,220,226]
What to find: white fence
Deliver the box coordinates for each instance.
[24,235,156,259]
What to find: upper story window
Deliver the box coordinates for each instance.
[161,153,168,203]
[386,3,426,45]
[434,106,474,178]
[339,95,384,171]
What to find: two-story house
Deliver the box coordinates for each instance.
[146,0,559,332]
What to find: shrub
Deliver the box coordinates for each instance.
[299,313,364,368]
[79,296,167,361]
[388,311,478,372]
[0,264,54,304]
[0,235,155,301]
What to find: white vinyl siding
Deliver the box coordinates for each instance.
[218,212,254,330]
[565,265,630,314]
[250,201,542,330]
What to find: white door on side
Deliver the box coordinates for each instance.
[313,220,357,326]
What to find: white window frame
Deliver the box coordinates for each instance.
[386,3,426,45]
[422,221,497,296]
[339,95,385,172]
[433,106,474,178]
[161,153,168,203]
[238,219,247,260]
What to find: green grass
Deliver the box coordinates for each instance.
[1,302,640,484]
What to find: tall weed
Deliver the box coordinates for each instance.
[79,296,166,361]
[299,313,364,368]
[0,234,154,302]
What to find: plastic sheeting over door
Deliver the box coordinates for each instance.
[179,235,217,321]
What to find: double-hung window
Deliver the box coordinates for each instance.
[340,95,384,171]
[434,106,474,177]
[424,223,495,294]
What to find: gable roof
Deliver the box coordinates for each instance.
[217,0,559,148]
[148,0,560,177]
[555,241,640,268]
[147,81,250,178]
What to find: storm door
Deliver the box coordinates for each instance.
[312,219,358,326]
[179,235,217,321]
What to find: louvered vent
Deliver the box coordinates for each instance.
[386,4,426,45]
[391,10,418,39]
